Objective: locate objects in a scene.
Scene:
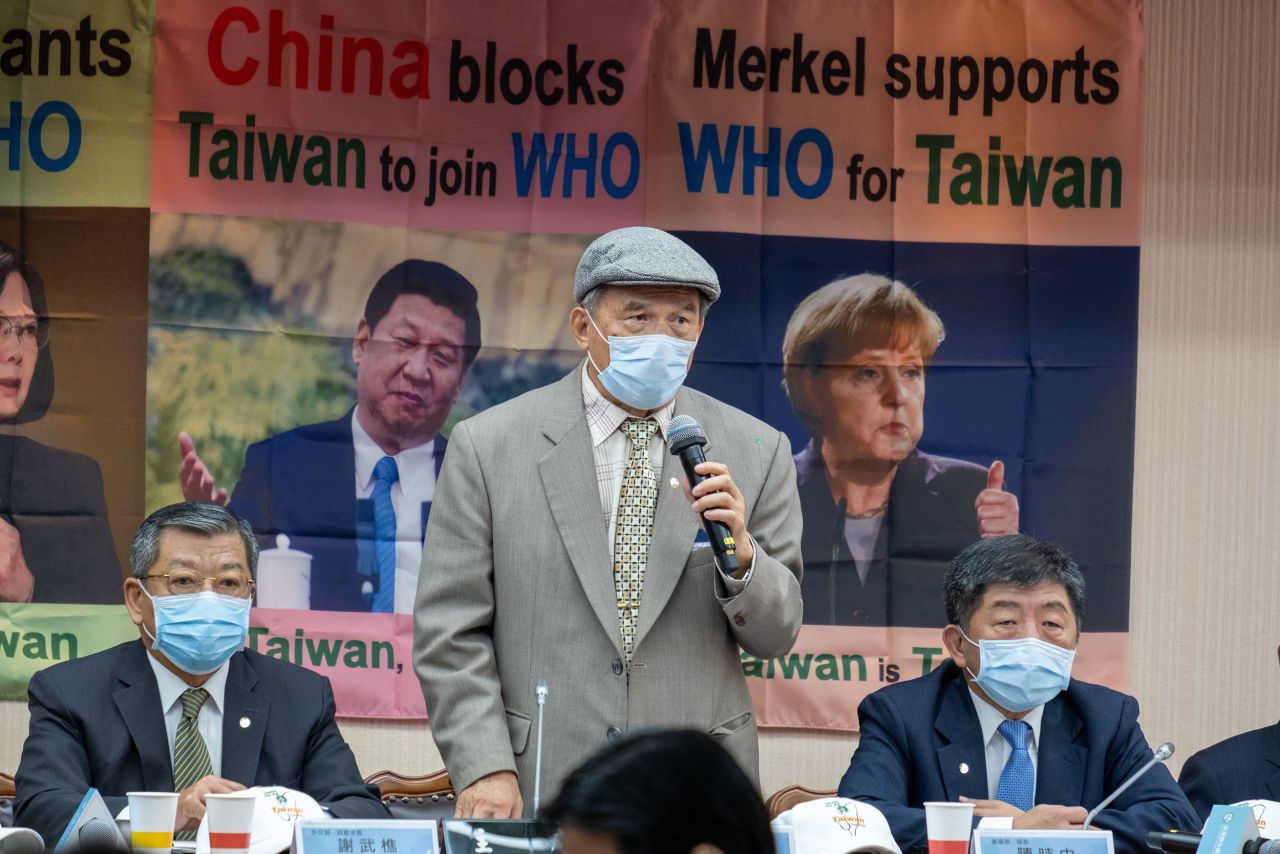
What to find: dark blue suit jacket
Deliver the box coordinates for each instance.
[228,412,445,611]
[838,662,1199,854]
[14,640,387,844]
[1178,721,1280,823]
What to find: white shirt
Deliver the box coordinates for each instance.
[580,363,749,593]
[968,687,1045,802]
[351,409,436,614]
[146,652,229,778]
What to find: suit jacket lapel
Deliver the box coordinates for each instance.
[220,653,268,785]
[634,388,700,650]
[1034,691,1087,806]
[934,667,990,801]
[112,641,176,792]
[276,414,357,538]
[539,373,621,654]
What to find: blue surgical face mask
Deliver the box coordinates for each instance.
[960,629,1075,713]
[586,311,696,411]
[142,588,251,675]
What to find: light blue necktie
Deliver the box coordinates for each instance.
[996,719,1034,811]
[370,456,399,613]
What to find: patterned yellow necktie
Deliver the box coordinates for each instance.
[172,688,212,841]
[614,418,659,665]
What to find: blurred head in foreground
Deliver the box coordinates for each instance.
[545,729,773,854]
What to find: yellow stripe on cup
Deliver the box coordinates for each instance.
[132,830,174,849]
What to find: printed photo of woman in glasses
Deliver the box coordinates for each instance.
[0,242,120,604]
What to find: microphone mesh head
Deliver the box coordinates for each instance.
[667,415,705,447]
[79,819,122,849]
[1155,742,1174,760]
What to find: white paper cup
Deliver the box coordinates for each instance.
[127,791,179,854]
[206,791,258,854]
[924,801,974,854]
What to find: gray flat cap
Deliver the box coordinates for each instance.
[574,227,720,304]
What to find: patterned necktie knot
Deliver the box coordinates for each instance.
[620,417,658,448]
[998,719,1030,751]
[180,688,209,721]
[373,455,400,487]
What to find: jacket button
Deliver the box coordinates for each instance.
[606,726,623,742]
[733,612,746,627]
[611,658,624,675]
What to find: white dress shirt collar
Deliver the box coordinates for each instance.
[352,407,437,490]
[969,685,1045,753]
[145,648,230,717]
[580,361,675,447]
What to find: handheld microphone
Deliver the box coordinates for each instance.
[532,679,548,817]
[667,416,739,576]
[1147,832,1280,854]
[1083,741,1174,830]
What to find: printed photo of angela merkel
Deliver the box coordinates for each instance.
[782,274,1018,627]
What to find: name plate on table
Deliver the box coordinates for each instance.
[1198,805,1261,854]
[293,820,439,854]
[440,820,556,853]
[974,829,1115,854]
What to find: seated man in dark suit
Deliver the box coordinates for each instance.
[178,260,482,612]
[1178,645,1280,822]
[838,534,1198,854]
[14,501,388,844]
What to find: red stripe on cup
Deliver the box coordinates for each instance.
[209,832,252,848]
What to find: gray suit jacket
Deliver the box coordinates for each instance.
[413,369,803,808]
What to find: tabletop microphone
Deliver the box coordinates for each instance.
[1147,832,1280,854]
[1083,741,1174,830]
[532,679,548,817]
[667,416,739,576]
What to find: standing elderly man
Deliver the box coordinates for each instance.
[838,534,1198,854]
[414,227,804,818]
[14,502,387,845]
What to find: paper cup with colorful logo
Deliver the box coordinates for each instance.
[923,801,974,854]
[205,791,258,854]
[127,791,179,854]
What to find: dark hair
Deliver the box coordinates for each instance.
[131,502,260,580]
[362,260,482,368]
[544,729,774,854]
[0,241,54,423]
[944,534,1086,632]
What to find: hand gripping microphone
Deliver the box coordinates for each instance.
[1083,741,1174,830]
[667,415,739,576]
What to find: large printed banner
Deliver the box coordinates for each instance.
[0,0,1142,730]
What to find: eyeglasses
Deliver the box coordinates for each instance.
[144,571,254,598]
[0,316,48,349]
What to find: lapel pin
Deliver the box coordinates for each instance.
[669,478,679,488]
[959,762,970,774]
[239,717,251,729]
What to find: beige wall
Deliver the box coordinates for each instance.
[2,0,1277,801]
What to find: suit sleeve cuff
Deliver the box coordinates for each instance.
[715,535,757,596]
